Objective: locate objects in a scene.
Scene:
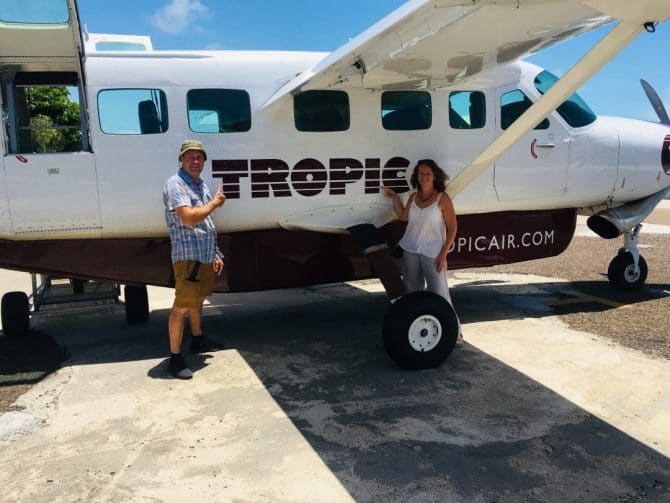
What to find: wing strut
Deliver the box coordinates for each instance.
[447,20,644,198]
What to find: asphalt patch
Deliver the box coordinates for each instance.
[0,330,68,411]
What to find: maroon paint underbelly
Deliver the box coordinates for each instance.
[0,208,576,292]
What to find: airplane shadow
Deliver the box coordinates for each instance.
[3,279,670,500]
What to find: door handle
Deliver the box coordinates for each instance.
[534,143,555,148]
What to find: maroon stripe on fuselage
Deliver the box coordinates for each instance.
[0,208,576,293]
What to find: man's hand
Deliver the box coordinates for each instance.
[212,186,226,208]
[213,257,224,276]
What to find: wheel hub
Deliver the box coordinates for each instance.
[408,315,442,352]
[624,264,640,283]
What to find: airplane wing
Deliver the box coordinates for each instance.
[263,0,614,108]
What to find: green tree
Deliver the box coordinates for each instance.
[21,86,81,152]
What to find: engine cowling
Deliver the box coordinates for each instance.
[587,187,670,239]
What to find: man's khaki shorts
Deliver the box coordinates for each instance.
[173,260,215,308]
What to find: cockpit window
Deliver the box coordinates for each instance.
[534,70,596,128]
[500,90,549,130]
[0,0,69,24]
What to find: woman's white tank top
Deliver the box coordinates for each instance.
[398,194,446,259]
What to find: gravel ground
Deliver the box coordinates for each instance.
[479,233,670,359]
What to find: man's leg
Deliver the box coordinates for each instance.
[169,260,197,379]
[168,304,193,378]
[168,305,189,353]
[187,302,203,337]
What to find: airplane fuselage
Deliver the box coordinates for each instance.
[2,52,668,240]
[0,48,668,292]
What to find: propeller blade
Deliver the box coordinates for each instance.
[640,79,670,125]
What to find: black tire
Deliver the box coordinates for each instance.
[382,291,459,370]
[607,252,648,290]
[124,285,149,324]
[1,291,30,337]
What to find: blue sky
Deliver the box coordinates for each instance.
[77,0,670,122]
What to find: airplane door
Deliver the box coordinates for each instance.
[4,152,101,237]
[493,88,569,205]
[0,1,101,238]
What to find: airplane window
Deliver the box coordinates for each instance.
[534,70,596,128]
[381,91,431,130]
[187,89,251,133]
[98,89,168,135]
[500,90,549,130]
[294,91,349,132]
[0,0,69,24]
[95,42,148,51]
[14,84,82,153]
[449,91,485,129]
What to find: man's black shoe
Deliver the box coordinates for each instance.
[190,335,224,354]
[169,354,193,379]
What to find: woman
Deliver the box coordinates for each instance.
[383,159,463,347]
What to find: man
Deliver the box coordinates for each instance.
[163,139,226,379]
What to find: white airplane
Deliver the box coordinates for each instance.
[0,0,669,369]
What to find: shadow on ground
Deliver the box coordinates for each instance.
[2,279,668,501]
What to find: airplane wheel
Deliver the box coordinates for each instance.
[1,291,30,337]
[607,252,648,290]
[124,285,149,324]
[382,291,458,370]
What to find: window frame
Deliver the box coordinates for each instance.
[381,91,432,131]
[293,90,350,132]
[97,88,169,136]
[186,88,252,134]
[499,89,550,131]
[448,90,486,130]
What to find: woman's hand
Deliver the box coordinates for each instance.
[381,186,399,199]
[435,249,448,273]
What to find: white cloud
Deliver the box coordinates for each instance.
[150,0,210,35]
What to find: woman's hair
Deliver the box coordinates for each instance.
[410,159,448,192]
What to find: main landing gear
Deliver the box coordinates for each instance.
[607,224,648,290]
[383,291,459,369]
[0,277,150,337]
[1,291,30,337]
[348,224,459,369]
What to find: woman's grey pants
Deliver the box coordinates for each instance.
[402,250,461,333]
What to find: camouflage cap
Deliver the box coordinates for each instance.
[179,139,207,161]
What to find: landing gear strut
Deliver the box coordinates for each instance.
[124,285,149,324]
[607,224,648,290]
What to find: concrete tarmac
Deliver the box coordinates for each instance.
[0,211,670,502]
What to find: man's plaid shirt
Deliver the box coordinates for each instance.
[163,169,223,264]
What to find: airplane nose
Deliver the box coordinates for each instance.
[612,119,670,204]
[662,133,670,176]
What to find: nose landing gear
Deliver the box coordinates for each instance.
[607,224,648,290]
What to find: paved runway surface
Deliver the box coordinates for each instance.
[0,211,669,502]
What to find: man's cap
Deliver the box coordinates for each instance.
[179,139,207,160]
